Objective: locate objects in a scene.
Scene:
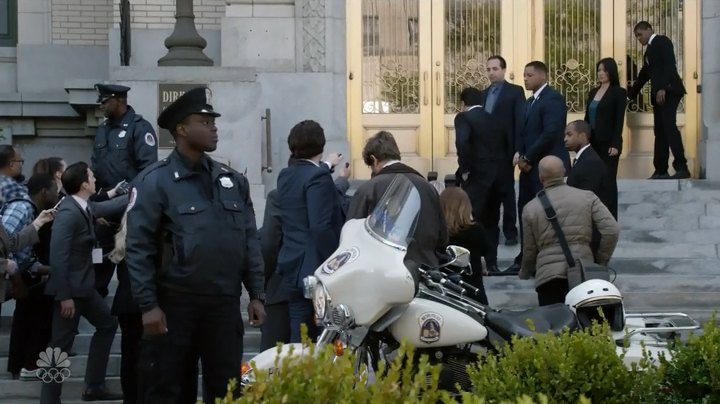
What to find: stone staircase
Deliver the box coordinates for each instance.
[0,287,261,403]
[1,179,719,402]
[488,179,720,324]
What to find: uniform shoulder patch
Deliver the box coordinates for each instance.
[144,132,156,147]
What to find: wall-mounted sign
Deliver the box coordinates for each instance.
[157,83,206,148]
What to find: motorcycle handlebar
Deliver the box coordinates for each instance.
[447,274,481,296]
[426,270,466,295]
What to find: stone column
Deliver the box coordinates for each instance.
[157,0,213,66]
[701,0,720,179]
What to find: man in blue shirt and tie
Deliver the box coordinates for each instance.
[480,56,526,272]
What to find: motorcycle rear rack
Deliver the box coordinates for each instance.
[623,312,701,339]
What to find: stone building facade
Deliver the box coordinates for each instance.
[0,0,719,202]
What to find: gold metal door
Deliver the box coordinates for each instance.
[347,0,504,179]
[347,0,432,179]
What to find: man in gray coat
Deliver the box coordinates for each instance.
[519,156,619,306]
[42,162,126,403]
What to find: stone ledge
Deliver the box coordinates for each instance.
[110,66,258,82]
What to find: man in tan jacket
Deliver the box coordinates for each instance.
[519,156,619,306]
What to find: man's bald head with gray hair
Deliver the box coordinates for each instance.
[538,156,566,186]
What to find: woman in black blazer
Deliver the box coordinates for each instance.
[584,57,626,219]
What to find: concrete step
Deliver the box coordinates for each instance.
[0,329,261,360]
[0,349,260,380]
[620,229,720,244]
[0,375,123,401]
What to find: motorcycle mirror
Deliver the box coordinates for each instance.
[445,245,471,268]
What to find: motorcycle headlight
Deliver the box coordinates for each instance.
[303,276,318,299]
[313,282,330,321]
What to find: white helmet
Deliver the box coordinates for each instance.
[565,279,625,331]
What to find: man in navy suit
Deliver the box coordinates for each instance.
[507,61,570,273]
[276,120,345,342]
[481,55,526,252]
[565,120,612,260]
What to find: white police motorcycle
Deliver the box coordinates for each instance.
[243,175,699,389]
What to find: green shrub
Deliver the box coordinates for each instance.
[219,335,454,404]
[463,322,660,404]
[658,314,720,403]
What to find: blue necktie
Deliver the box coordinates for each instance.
[485,85,499,113]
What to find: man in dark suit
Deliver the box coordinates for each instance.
[259,159,349,350]
[565,120,611,259]
[481,55,526,248]
[276,120,345,343]
[628,21,690,179]
[565,120,609,203]
[42,162,125,403]
[507,61,570,273]
[455,87,509,273]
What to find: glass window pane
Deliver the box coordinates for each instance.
[444,0,501,113]
[361,0,420,114]
[544,0,602,113]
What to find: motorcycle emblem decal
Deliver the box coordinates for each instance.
[419,312,443,344]
[321,247,360,274]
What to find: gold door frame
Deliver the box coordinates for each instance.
[347,0,701,179]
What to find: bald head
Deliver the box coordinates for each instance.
[539,156,566,185]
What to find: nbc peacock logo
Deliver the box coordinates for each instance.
[36,347,71,383]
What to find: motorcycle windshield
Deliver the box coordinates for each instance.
[365,174,421,250]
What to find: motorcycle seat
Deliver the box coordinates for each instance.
[485,303,578,340]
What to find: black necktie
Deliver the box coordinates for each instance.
[572,157,578,166]
[525,96,535,116]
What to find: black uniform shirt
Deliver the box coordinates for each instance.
[125,149,265,313]
[92,106,158,190]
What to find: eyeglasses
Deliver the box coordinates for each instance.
[12,159,24,164]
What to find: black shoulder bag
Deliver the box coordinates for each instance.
[537,190,611,289]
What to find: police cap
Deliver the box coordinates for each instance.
[95,83,131,103]
[157,87,221,132]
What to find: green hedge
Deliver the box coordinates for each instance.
[212,317,720,404]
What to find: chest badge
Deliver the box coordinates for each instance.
[118,130,127,138]
[220,177,234,189]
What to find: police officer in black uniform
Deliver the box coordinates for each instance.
[92,83,158,298]
[125,87,266,403]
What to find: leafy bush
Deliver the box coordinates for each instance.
[658,314,720,403]
[463,322,660,404]
[220,335,453,404]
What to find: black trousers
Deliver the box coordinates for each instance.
[137,293,242,404]
[652,95,688,173]
[260,302,290,351]
[590,139,619,220]
[462,164,511,267]
[536,278,570,307]
[118,313,143,404]
[501,174,518,241]
[7,283,54,374]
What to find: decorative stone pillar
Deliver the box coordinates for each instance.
[157,0,213,66]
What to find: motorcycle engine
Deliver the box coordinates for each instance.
[424,347,476,392]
